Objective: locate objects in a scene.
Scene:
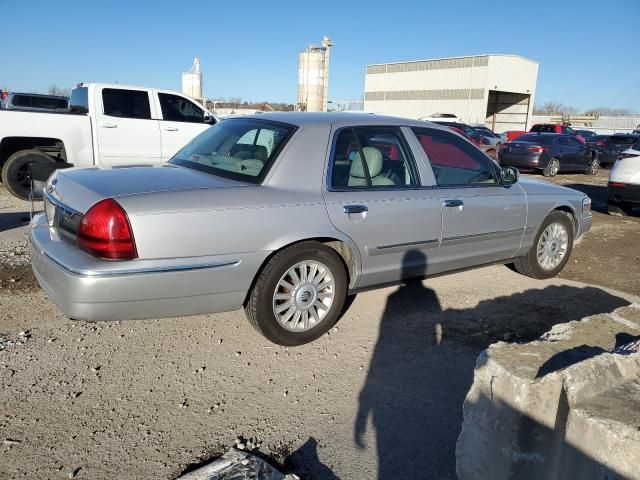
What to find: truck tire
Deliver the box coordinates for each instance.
[1,150,55,200]
[245,241,348,346]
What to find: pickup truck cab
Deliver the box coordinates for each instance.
[0,83,216,199]
[506,124,586,144]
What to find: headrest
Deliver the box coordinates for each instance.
[349,147,383,178]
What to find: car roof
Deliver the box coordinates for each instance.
[223,111,448,129]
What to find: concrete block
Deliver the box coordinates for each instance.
[456,303,640,480]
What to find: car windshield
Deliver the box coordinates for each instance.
[170,118,296,183]
[510,134,550,143]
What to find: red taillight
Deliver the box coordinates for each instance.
[596,140,606,146]
[528,146,548,153]
[77,199,137,260]
[609,182,627,188]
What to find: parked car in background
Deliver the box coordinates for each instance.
[594,134,640,167]
[435,121,500,159]
[420,113,461,123]
[575,129,597,140]
[0,82,217,199]
[608,141,640,216]
[507,124,586,143]
[1,92,68,112]
[498,133,599,177]
[474,126,501,139]
[30,112,592,346]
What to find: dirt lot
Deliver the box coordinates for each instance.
[0,171,638,479]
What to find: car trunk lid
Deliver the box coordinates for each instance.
[46,163,250,214]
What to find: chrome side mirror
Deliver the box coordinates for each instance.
[500,166,519,185]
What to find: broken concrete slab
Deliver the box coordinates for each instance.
[456,303,640,480]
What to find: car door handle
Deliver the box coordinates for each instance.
[443,199,464,208]
[163,127,179,132]
[343,205,368,214]
[101,123,118,128]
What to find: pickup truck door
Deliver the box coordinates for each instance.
[94,87,162,165]
[322,126,442,288]
[410,127,526,272]
[155,92,212,160]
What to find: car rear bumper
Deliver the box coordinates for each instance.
[576,212,592,244]
[608,182,640,205]
[29,213,268,322]
[498,154,542,169]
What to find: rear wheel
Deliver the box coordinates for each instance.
[585,158,599,175]
[543,158,560,177]
[512,211,574,279]
[1,149,54,200]
[245,241,348,346]
[608,201,634,217]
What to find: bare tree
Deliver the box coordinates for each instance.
[48,84,71,97]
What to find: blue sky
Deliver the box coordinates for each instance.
[2,0,639,111]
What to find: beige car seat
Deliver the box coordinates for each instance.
[348,147,395,187]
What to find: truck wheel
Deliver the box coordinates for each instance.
[543,158,560,177]
[245,241,348,346]
[512,211,574,279]
[1,150,55,200]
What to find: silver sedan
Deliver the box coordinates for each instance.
[30,113,592,345]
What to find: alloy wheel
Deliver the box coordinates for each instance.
[272,260,335,332]
[536,222,569,270]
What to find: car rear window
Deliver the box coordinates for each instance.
[511,134,552,144]
[171,118,296,183]
[530,125,556,133]
[70,87,89,113]
[606,136,638,145]
[32,96,68,109]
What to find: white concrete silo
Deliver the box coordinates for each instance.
[297,36,333,112]
[182,57,203,104]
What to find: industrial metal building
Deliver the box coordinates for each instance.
[364,54,539,132]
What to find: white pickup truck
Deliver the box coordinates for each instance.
[0,83,216,199]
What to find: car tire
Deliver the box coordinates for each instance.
[512,211,574,279]
[245,241,348,346]
[585,158,599,175]
[1,149,55,200]
[608,201,634,217]
[542,158,560,177]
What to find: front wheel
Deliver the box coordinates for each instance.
[585,158,599,175]
[245,242,348,346]
[543,158,560,177]
[512,211,574,279]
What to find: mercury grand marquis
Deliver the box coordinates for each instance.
[30,112,592,346]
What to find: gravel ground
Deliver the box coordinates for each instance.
[0,172,638,479]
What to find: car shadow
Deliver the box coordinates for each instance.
[0,211,30,233]
[354,250,630,479]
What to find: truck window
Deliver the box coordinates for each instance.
[12,95,32,107]
[70,87,89,113]
[102,88,151,119]
[33,96,68,109]
[158,93,204,123]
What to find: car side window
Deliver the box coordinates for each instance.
[568,137,583,148]
[158,93,204,123]
[102,88,151,119]
[412,127,497,186]
[330,127,419,189]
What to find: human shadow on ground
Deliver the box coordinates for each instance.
[0,211,30,233]
[354,250,630,480]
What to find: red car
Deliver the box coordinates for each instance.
[507,124,585,143]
